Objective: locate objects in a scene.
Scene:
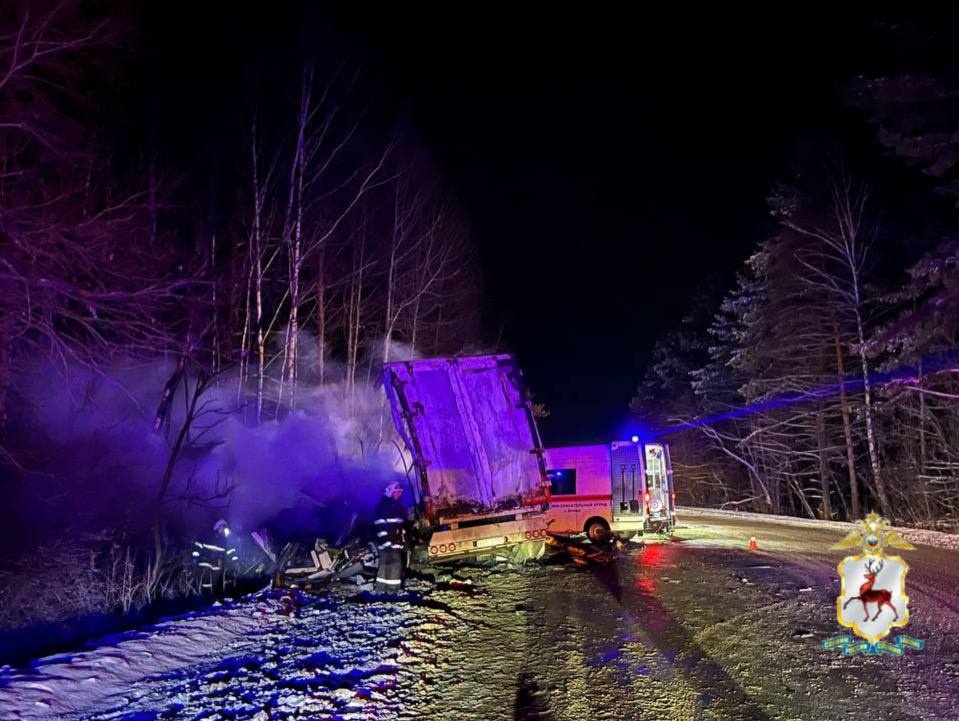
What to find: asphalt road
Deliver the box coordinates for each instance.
[4,508,959,721]
[495,508,959,721]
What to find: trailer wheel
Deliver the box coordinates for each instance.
[584,517,611,543]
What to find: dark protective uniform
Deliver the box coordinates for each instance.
[191,527,239,596]
[372,495,407,592]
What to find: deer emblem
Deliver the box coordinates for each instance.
[826,513,921,654]
[842,558,898,622]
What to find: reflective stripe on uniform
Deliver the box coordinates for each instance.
[375,577,402,585]
[378,542,391,549]
[373,517,404,524]
[376,531,388,537]
[195,543,226,552]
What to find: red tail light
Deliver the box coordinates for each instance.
[644,491,651,503]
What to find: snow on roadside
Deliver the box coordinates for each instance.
[0,579,479,721]
[678,505,959,550]
[0,598,281,720]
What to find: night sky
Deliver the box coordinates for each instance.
[137,7,927,445]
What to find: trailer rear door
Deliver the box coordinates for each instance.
[382,355,548,522]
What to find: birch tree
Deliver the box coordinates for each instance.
[779,178,890,515]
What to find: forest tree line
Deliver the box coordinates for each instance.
[0,4,479,443]
[0,3,479,628]
[635,63,959,527]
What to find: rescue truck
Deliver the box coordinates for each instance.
[544,440,676,540]
[381,354,552,563]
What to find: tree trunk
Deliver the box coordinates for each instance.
[816,405,832,519]
[854,311,889,516]
[249,128,267,424]
[345,228,366,408]
[410,294,421,356]
[210,233,220,378]
[916,357,933,523]
[316,247,327,385]
[238,247,254,405]
[0,305,10,444]
[834,319,860,520]
[384,186,399,365]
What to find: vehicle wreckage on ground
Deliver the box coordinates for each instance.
[210,353,675,590]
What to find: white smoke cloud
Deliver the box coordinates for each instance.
[3,347,412,546]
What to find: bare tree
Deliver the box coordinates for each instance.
[0,4,188,443]
[786,177,889,515]
[148,362,234,598]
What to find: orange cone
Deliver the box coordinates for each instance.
[748,536,759,551]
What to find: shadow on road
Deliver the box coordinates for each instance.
[513,670,553,720]
[577,543,774,721]
[589,559,624,602]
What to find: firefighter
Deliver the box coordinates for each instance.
[373,482,408,593]
[191,519,240,596]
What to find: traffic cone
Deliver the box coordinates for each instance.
[748,536,759,551]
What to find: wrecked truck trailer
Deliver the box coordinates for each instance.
[381,354,552,563]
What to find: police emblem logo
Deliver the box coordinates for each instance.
[823,513,924,656]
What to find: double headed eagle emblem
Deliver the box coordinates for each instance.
[830,512,914,554]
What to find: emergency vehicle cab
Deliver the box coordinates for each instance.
[544,440,675,541]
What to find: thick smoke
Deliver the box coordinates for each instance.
[2,349,414,552]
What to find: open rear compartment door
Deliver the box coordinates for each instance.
[642,443,672,532]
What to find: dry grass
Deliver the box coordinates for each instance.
[0,533,196,631]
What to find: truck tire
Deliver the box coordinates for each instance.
[584,517,610,543]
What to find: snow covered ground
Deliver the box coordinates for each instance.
[678,505,959,550]
[3,511,959,720]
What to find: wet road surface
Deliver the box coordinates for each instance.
[4,509,959,720]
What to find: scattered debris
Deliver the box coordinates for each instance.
[272,537,377,591]
[544,532,623,566]
[277,593,298,617]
